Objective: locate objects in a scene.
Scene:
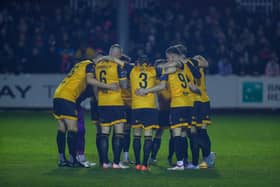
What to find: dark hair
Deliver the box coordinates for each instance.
[137,54,149,64]
[95,50,105,57]
[120,54,131,62]
[165,46,181,55]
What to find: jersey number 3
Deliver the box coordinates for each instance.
[139,72,148,88]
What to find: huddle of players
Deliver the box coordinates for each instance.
[52,43,216,171]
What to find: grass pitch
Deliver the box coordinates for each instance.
[0,111,280,187]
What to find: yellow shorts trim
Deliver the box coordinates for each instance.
[195,123,204,127]
[144,125,160,130]
[131,124,144,129]
[202,120,211,124]
[100,119,127,127]
[53,113,60,120]
[111,119,127,125]
[170,122,189,129]
[192,121,197,125]
[53,114,77,120]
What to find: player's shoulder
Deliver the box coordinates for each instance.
[79,59,92,65]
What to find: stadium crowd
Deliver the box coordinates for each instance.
[0,0,279,76]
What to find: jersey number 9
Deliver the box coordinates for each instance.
[177,73,188,88]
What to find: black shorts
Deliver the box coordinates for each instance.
[131,108,159,129]
[169,106,192,129]
[201,101,211,125]
[98,106,127,126]
[192,101,202,125]
[159,110,170,128]
[90,99,99,123]
[53,98,77,120]
[125,107,132,125]
[192,101,211,126]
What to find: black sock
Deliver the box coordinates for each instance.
[56,130,66,161]
[96,133,102,165]
[133,136,141,165]
[168,136,174,160]
[99,134,109,164]
[173,136,184,162]
[143,136,153,167]
[183,137,188,164]
[199,129,211,158]
[123,129,131,153]
[151,138,161,160]
[112,133,124,164]
[67,131,78,163]
[190,132,199,166]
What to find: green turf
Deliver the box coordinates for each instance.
[0,111,280,187]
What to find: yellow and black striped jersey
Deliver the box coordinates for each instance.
[95,60,126,106]
[124,63,164,109]
[54,60,94,103]
[161,63,194,107]
[195,68,209,102]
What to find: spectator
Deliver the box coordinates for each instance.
[218,57,233,76]
[265,54,280,77]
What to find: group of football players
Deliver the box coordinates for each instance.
[52,43,216,171]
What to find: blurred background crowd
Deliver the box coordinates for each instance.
[0,0,279,76]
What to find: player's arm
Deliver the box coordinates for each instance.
[86,73,119,90]
[193,55,209,68]
[182,58,201,79]
[86,63,119,90]
[95,55,113,63]
[136,81,167,96]
[157,60,183,75]
[118,64,128,89]
[93,86,98,101]
[189,82,201,95]
[158,61,182,69]
[136,74,168,96]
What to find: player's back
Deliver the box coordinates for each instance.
[167,63,193,107]
[130,65,157,109]
[95,60,124,106]
[54,60,92,102]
